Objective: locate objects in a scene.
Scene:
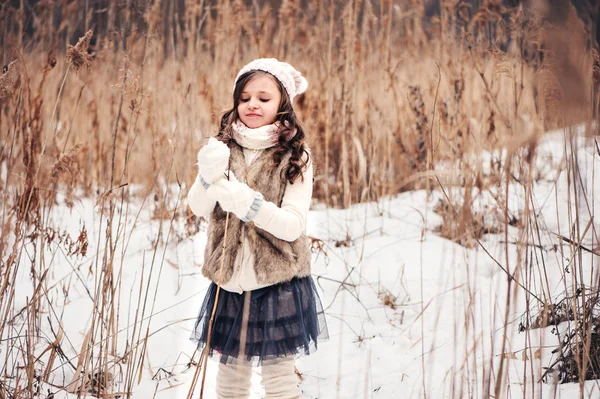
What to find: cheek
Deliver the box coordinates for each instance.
[236,103,246,117]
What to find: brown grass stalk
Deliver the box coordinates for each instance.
[187,212,231,399]
[1,1,599,397]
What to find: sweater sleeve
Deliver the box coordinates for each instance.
[251,158,313,242]
[187,174,217,219]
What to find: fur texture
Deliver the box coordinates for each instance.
[202,142,312,286]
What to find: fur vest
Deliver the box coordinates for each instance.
[202,142,312,286]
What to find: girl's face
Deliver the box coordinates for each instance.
[237,74,282,128]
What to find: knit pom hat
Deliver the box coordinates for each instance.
[233,58,308,102]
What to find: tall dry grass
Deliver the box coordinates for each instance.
[0,0,598,398]
[2,0,592,209]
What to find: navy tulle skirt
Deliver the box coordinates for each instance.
[191,276,328,365]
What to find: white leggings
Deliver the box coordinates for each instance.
[216,356,303,399]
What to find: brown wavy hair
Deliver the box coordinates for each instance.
[216,70,310,185]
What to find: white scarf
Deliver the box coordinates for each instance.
[231,120,297,150]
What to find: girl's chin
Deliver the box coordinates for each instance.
[243,121,263,128]
[240,116,276,128]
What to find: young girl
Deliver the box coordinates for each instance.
[187,58,328,399]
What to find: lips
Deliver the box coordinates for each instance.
[246,113,261,117]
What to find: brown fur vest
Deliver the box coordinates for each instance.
[202,142,312,286]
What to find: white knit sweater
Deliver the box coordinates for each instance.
[187,148,313,293]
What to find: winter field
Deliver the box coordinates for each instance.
[2,1,600,398]
[3,125,598,398]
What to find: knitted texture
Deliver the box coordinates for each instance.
[241,193,264,222]
[231,120,297,150]
[233,58,308,102]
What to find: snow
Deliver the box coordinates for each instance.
[4,128,600,398]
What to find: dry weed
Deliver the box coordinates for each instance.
[66,30,93,72]
[0,1,598,397]
[0,59,20,100]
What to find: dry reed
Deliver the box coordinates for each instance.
[0,1,598,398]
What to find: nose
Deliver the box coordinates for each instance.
[248,98,259,109]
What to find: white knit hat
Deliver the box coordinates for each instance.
[233,58,308,102]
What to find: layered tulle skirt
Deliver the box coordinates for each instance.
[191,276,328,365]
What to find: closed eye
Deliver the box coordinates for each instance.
[239,98,269,103]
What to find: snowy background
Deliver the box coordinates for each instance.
[6,127,600,398]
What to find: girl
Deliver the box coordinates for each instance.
[187,58,328,399]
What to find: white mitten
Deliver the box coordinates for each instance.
[207,173,264,222]
[197,137,230,186]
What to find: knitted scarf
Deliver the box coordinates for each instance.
[231,120,297,150]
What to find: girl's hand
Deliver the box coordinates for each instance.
[207,173,264,222]
[197,137,230,185]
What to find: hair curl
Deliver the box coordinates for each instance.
[217,71,309,185]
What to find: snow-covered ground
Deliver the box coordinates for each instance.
[5,128,600,398]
